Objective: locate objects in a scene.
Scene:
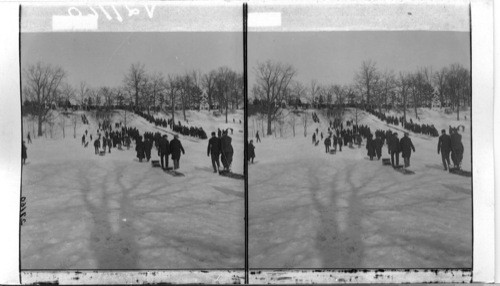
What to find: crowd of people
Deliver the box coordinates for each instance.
[366,108,439,137]
[134,110,208,139]
[77,115,240,174]
[312,116,465,171]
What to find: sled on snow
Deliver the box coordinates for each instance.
[449,168,472,177]
[219,170,244,180]
[151,160,161,168]
[165,169,185,177]
[99,150,106,156]
[394,167,415,175]
[329,150,336,154]
[382,158,391,166]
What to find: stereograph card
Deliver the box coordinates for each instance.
[0,0,496,284]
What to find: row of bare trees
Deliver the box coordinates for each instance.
[22,61,243,136]
[251,59,471,135]
[354,60,470,121]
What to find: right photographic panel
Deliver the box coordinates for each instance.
[247,3,472,273]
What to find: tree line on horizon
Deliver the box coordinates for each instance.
[250,60,470,135]
[21,62,243,136]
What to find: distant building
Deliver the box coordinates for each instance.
[199,91,209,110]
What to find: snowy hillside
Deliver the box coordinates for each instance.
[249,108,472,268]
[21,109,244,269]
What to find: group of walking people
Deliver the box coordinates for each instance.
[437,127,465,171]
[316,118,466,171]
[207,130,235,173]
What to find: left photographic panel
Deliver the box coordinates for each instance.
[20,2,245,277]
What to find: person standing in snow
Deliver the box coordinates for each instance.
[170,134,185,170]
[82,134,86,145]
[22,141,27,164]
[337,134,343,151]
[366,134,376,160]
[248,140,256,163]
[27,132,32,144]
[255,131,261,143]
[450,128,464,169]
[221,130,234,171]
[374,134,383,160]
[135,136,145,162]
[437,129,452,171]
[389,132,401,167]
[144,137,153,162]
[107,137,112,153]
[324,136,331,153]
[207,132,221,173]
[400,132,416,168]
[102,136,107,153]
[158,134,170,170]
[94,138,100,155]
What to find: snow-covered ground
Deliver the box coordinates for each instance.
[21,109,244,269]
[249,108,472,268]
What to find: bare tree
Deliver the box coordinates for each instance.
[397,72,411,126]
[78,81,90,109]
[165,74,181,125]
[290,81,306,107]
[309,80,320,108]
[23,62,66,136]
[253,60,296,135]
[214,67,239,123]
[445,63,470,120]
[380,70,396,110]
[123,63,147,108]
[202,70,217,111]
[144,72,165,115]
[354,60,379,107]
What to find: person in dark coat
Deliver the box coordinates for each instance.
[170,134,185,170]
[248,140,255,163]
[389,133,400,167]
[158,135,170,170]
[94,138,100,155]
[450,128,464,169]
[135,136,145,162]
[374,134,383,160]
[102,137,107,152]
[366,134,376,160]
[22,141,27,164]
[107,137,112,153]
[256,131,261,143]
[144,137,153,161]
[333,135,338,151]
[82,134,86,145]
[337,135,343,151]
[220,131,234,171]
[27,132,32,144]
[437,129,452,171]
[207,132,221,173]
[324,136,331,153]
[400,132,416,168]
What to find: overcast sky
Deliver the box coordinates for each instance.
[21,32,243,89]
[248,31,470,87]
[22,31,470,90]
